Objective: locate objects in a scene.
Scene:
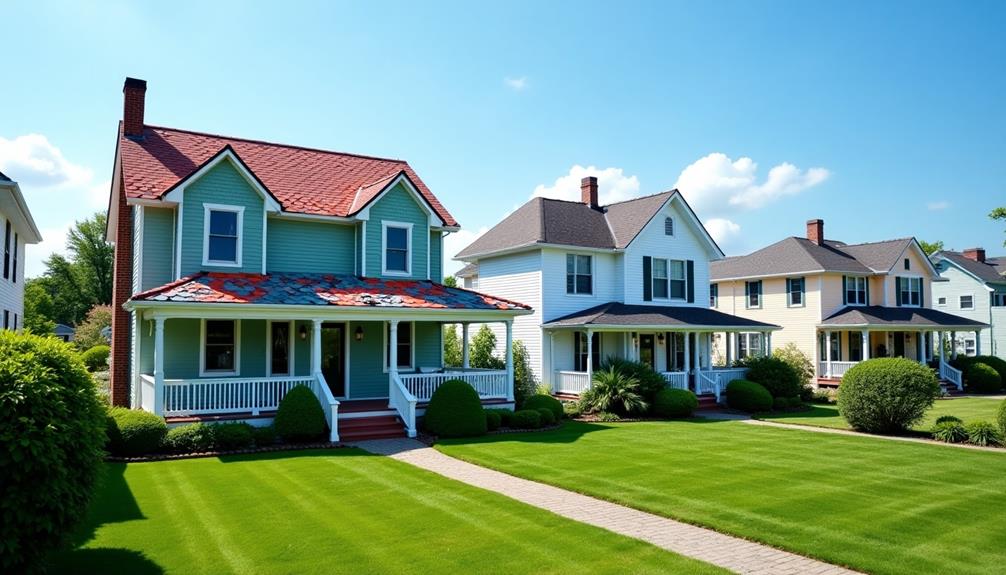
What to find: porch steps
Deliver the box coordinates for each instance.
[695,394,720,411]
[338,415,407,441]
[940,381,966,396]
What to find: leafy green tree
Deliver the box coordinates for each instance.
[512,339,539,407]
[74,304,113,350]
[442,275,458,287]
[918,240,944,255]
[443,324,462,367]
[992,207,1006,246]
[35,213,114,326]
[23,279,56,335]
[471,324,504,369]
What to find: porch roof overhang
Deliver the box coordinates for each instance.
[541,302,781,332]
[818,305,989,331]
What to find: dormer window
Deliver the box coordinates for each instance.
[382,222,412,275]
[664,217,674,236]
[203,204,243,266]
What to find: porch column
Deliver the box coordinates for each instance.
[916,331,925,365]
[938,331,945,362]
[704,333,712,370]
[975,330,982,356]
[765,332,772,355]
[461,323,470,369]
[725,332,733,366]
[311,319,322,374]
[825,331,833,378]
[683,332,691,373]
[951,331,957,359]
[153,316,165,416]
[389,320,400,376]
[505,320,514,402]
[585,329,594,380]
[862,330,870,360]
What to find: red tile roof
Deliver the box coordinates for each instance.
[118,123,458,226]
[130,272,531,311]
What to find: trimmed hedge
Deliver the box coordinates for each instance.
[536,408,557,426]
[486,408,514,427]
[213,422,256,450]
[965,362,1001,394]
[725,379,773,413]
[512,409,542,429]
[969,356,1006,389]
[163,422,215,453]
[741,355,803,399]
[0,331,107,572]
[253,425,277,447]
[523,394,563,421]
[485,410,502,431]
[106,407,168,456]
[837,357,940,434]
[652,388,698,418]
[274,385,327,442]
[424,379,487,438]
[81,344,110,371]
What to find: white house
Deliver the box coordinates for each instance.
[0,171,42,331]
[931,248,1006,358]
[455,177,778,399]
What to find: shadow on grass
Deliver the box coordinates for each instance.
[439,417,735,447]
[48,548,163,574]
[756,404,841,422]
[216,446,379,464]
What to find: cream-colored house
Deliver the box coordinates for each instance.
[710,219,987,389]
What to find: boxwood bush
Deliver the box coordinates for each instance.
[163,422,215,453]
[837,357,940,434]
[740,355,803,399]
[485,409,502,431]
[253,425,277,447]
[965,362,1002,394]
[106,407,168,456]
[486,408,514,427]
[80,344,110,371]
[512,409,542,429]
[0,331,107,572]
[523,394,563,421]
[972,355,1006,388]
[652,388,698,418]
[536,407,557,426]
[274,385,327,442]
[424,379,487,438]
[212,422,256,450]
[725,379,773,413]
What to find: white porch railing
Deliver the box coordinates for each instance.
[390,373,418,438]
[940,360,963,391]
[139,374,156,412]
[308,372,341,442]
[662,371,688,390]
[818,361,859,379]
[554,370,592,395]
[161,376,316,417]
[399,370,508,402]
[696,370,722,401]
[713,367,748,387]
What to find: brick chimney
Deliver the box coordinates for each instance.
[963,247,986,263]
[581,176,599,209]
[807,219,824,245]
[123,77,147,138]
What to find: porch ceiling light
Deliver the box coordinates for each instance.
[298,325,308,341]
[355,325,364,342]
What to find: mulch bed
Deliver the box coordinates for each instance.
[105,441,344,463]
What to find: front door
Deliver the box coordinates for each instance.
[639,334,655,370]
[321,323,345,397]
[893,332,905,357]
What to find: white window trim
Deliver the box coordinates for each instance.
[383,321,416,372]
[960,294,975,310]
[668,259,687,301]
[566,253,594,296]
[745,281,762,309]
[381,221,413,276]
[846,276,868,306]
[266,320,295,377]
[202,203,245,268]
[710,283,719,308]
[963,336,977,356]
[937,296,947,307]
[664,216,674,237]
[652,257,670,300]
[899,275,923,308]
[787,277,806,308]
[199,319,241,377]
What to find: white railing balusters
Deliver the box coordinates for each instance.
[818,361,858,379]
[553,371,591,395]
[157,375,316,417]
[398,370,509,402]
[390,373,418,438]
[940,360,963,391]
[661,371,688,390]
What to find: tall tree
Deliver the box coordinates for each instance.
[23,279,56,335]
[918,240,944,255]
[992,207,1006,246]
[36,213,114,325]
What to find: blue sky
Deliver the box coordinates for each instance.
[1,0,1004,277]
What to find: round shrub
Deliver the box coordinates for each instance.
[725,379,773,413]
[932,420,968,443]
[971,355,1006,389]
[935,415,963,425]
[0,331,107,572]
[773,397,788,411]
[785,396,804,408]
[80,344,110,371]
[106,407,168,456]
[163,422,215,453]
[212,422,255,450]
[837,357,940,434]
[997,399,1006,439]
[965,420,1002,447]
[486,408,514,428]
[485,410,502,431]
[741,355,803,399]
[512,409,542,429]
[523,394,563,421]
[652,388,698,418]
[965,362,1001,394]
[536,408,557,426]
[423,379,487,438]
[253,425,277,447]
[274,385,327,442]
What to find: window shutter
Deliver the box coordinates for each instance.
[745,281,750,298]
[665,332,672,370]
[865,279,870,306]
[686,260,695,303]
[919,280,924,307]
[574,332,582,371]
[643,256,652,301]
[895,277,903,307]
[842,276,847,305]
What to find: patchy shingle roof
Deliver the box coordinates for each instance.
[455,263,479,279]
[711,237,917,280]
[934,251,1006,284]
[118,124,458,226]
[130,272,530,311]
[542,302,779,329]
[821,305,987,328]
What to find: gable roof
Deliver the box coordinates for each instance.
[0,173,43,244]
[117,124,457,226]
[455,262,479,279]
[933,250,1006,284]
[542,302,780,330]
[820,305,988,329]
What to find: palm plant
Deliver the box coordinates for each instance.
[579,367,648,415]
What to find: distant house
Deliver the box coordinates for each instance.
[54,324,75,342]
[931,248,1006,358]
[455,262,478,290]
[0,171,43,332]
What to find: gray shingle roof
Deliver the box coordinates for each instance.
[455,192,676,259]
[0,170,10,182]
[820,306,987,328]
[542,302,779,330]
[711,237,916,280]
[934,251,1006,284]
[455,262,478,279]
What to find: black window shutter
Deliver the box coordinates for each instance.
[665,332,672,370]
[895,277,903,307]
[842,276,847,305]
[865,279,870,306]
[592,333,601,370]
[574,332,582,371]
[919,280,924,307]
[745,281,750,298]
[686,260,695,303]
[643,256,652,301]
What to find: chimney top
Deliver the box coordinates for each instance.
[807,219,824,245]
[963,247,986,263]
[580,176,599,209]
[123,77,147,138]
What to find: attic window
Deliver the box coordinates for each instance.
[664,217,674,236]
[904,258,910,270]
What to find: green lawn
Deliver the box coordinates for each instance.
[48,449,724,575]
[759,396,1005,432]
[436,420,1006,575]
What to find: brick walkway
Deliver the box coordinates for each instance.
[352,438,859,575]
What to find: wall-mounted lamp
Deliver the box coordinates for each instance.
[298,325,308,341]
[355,325,365,342]
[631,332,638,343]
[657,333,665,343]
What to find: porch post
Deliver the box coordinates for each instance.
[585,329,594,381]
[765,331,772,356]
[461,323,470,369]
[725,332,733,366]
[825,331,833,378]
[505,320,514,402]
[311,319,322,374]
[938,331,945,362]
[683,332,691,373]
[951,331,957,359]
[389,320,399,376]
[862,330,870,360]
[975,330,982,356]
[916,331,925,365]
[153,316,165,416]
[704,333,712,370]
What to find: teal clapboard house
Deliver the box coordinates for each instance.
[107,78,530,440]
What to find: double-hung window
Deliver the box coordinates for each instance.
[2,219,10,280]
[737,332,763,359]
[710,283,719,308]
[960,295,974,310]
[11,233,16,283]
[669,260,686,299]
[787,277,805,307]
[566,254,592,295]
[993,293,1006,307]
[203,205,243,266]
[382,222,412,275]
[385,322,413,370]
[845,276,867,305]
[203,320,238,374]
[652,258,669,299]
[745,280,762,309]
[900,277,922,307]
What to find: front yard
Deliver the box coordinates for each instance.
[437,419,1006,575]
[758,396,1004,432]
[48,448,723,574]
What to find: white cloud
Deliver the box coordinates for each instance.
[704,218,741,247]
[674,153,829,215]
[927,200,950,211]
[0,134,92,188]
[443,226,489,277]
[532,165,640,205]
[504,76,528,91]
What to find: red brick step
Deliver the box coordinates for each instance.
[339,415,407,441]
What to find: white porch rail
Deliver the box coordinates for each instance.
[819,361,858,379]
[139,374,156,412]
[162,376,315,417]
[696,370,722,401]
[399,370,508,402]
[713,367,748,387]
[308,373,341,442]
[662,371,688,390]
[939,360,963,391]
[554,370,592,395]
[390,373,418,438]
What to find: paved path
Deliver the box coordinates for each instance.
[745,419,1004,452]
[352,438,859,575]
